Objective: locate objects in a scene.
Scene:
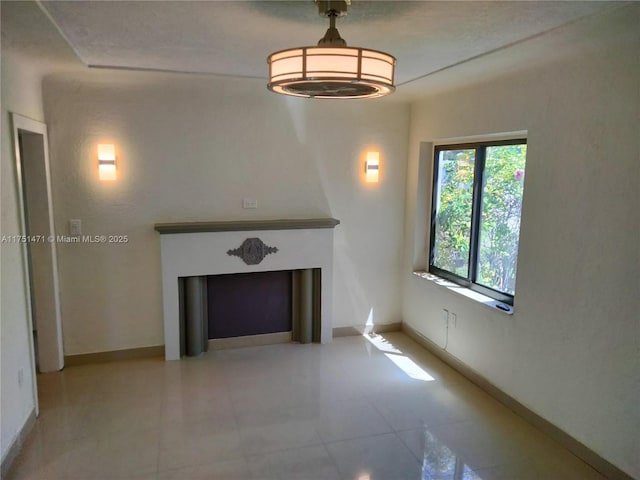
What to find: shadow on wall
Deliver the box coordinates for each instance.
[332,229,376,328]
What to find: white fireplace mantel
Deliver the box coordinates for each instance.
[155,218,339,360]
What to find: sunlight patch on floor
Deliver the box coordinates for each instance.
[363,332,435,382]
[384,353,435,382]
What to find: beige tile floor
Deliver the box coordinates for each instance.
[7,332,607,480]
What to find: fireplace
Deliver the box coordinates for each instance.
[155,218,339,360]
[177,268,322,355]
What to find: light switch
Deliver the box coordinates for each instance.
[69,219,82,236]
[243,198,258,209]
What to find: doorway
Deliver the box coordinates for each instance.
[11,113,64,382]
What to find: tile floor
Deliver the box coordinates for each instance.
[7,332,607,480]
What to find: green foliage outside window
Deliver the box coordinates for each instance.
[432,142,526,299]
[477,145,526,294]
[432,149,475,277]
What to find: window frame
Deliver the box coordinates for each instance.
[428,138,527,306]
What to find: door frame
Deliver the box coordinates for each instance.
[11,113,64,405]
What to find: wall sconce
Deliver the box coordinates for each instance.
[365,151,380,183]
[97,143,117,181]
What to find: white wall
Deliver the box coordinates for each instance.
[0,50,43,463]
[2,0,82,461]
[402,5,639,478]
[43,71,409,355]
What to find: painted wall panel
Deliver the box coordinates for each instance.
[402,6,640,477]
[0,51,43,463]
[42,72,409,356]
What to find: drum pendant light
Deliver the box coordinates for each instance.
[267,1,396,99]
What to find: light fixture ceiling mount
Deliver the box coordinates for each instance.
[267,0,396,99]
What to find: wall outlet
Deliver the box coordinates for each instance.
[69,219,82,236]
[242,198,258,209]
[18,368,24,387]
[442,308,449,324]
[450,312,457,327]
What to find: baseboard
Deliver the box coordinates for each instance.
[401,323,634,480]
[1,408,36,478]
[64,345,164,366]
[208,331,292,350]
[333,322,402,338]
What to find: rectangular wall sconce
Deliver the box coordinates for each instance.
[365,151,380,183]
[97,143,117,181]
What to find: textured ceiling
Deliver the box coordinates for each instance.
[37,1,615,86]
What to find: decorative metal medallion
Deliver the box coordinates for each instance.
[227,238,278,265]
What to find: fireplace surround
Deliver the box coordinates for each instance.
[155,218,339,360]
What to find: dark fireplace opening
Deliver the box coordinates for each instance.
[207,270,292,339]
[179,268,321,356]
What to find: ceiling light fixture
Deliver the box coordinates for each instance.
[267,0,396,99]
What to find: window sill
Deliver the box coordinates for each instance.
[412,270,514,315]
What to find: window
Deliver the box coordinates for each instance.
[429,139,527,305]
